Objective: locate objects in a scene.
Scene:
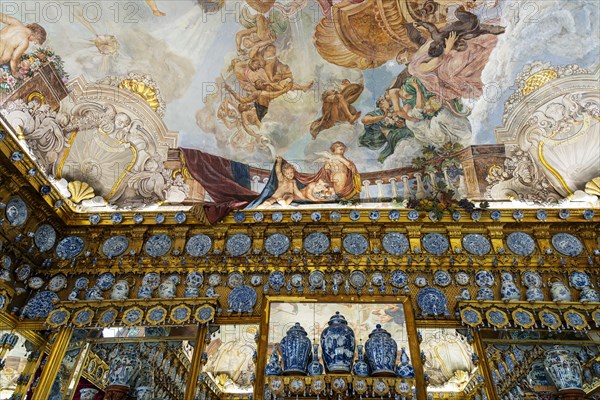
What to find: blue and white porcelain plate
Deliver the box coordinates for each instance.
[271,211,283,222]
[233,211,246,223]
[388,210,400,221]
[133,213,144,224]
[512,210,524,220]
[462,234,491,256]
[536,210,547,221]
[390,270,408,287]
[551,233,583,256]
[349,270,366,288]
[349,210,361,221]
[88,213,100,225]
[342,234,368,255]
[34,224,56,252]
[475,270,494,287]
[155,213,165,224]
[290,211,303,222]
[48,273,68,292]
[304,232,330,255]
[102,236,129,258]
[265,234,290,256]
[22,291,59,319]
[329,210,341,222]
[56,236,85,259]
[145,234,172,257]
[417,288,448,316]
[382,232,409,255]
[309,270,325,287]
[123,308,143,325]
[369,210,380,221]
[490,210,502,221]
[269,271,285,289]
[228,272,244,288]
[291,274,303,287]
[569,271,590,289]
[228,285,257,313]
[521,270,542,288]
[110,212,122,224]
[15,265,31,281]
[253,212,264,222]
[174,211,187,224]
[207,273,221,286]
[186,234,212,257]
[185,272,204,288]
[96,272,116,290]
[433,270,452,287]
[506,232,535,256]
[250,274,262,286]
[455,271,470,286]
[310,211,321,222]
[407,210,419,221]
[422,233,449,255]
[74,277,89,290]
[226,234,252,256]
[142,272,161,289]
[5,197,27,226]
[583,209,595,220]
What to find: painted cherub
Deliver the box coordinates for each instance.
[258,156,304,208]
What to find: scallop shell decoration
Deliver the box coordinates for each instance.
[584,177,600,196]
[67,181,95,204]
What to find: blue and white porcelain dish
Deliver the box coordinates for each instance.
[74,277,89,290]
[569,271,590,289]
[310,211,321,222]
[552,233,583,256]
[329,211,341,222]
[369,210,380,221]
[407,210,419,221]
[253,211,264,222]
[506,232,536,256]
[186,234,212,257]
[271,211,283,222]
[102,236,129,258]
[390,270,408,287]
[142,272,161,289]
[349,270,366,289]
[462,234,491,256]
[521,270,542,288]
[265,233,290,256]
[226,234,252,256]
[433,270,451,287]
[174,211,187,224]
[474,270,494,287]
[145,234,172,257]
[56,236,85,259]
[349,210,361,221]
[110,212,123,224]
[96,272,116,291]
[417,288,448,316]
[185,272,204,288]
[290,211,303,222]
[34,224,56,252]
[422,233,449,255]
[381,232,409,255]
[388,210,400,221]
[22,291,59,319]
[343,234,368,255]
[309,271,325,288]
[5,197,28,226]
[269,271,285,290]
[228,272,244,288]
[228,285,256,313]
[304,232,330,255]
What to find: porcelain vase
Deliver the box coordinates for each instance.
[526,287,544,301]
[352,344,369,377]
[500,273,521,301]
[158,279,177,299]
[320,312,355,373]
[550,281,572,302]
[79,388,99,400]
[137,285,153,299]
[544,347,583,391]
[280,323,312,375]
[365,324,397,376]
[111,279,132,300]
[396,348,415,378]
[307,343,324,376]
[580,286,600,302]
[108,347,140,387]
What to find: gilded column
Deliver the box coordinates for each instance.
[31,328,73,400]
[406,225,423,253]
[472,330,498,400]
[532,226,551,254]
[184,324,209,400]
[486,225,505,253]
[446,225,463,254]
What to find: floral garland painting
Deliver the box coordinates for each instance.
[0,48,68,93]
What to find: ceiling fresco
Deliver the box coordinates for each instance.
[0,0,598,219]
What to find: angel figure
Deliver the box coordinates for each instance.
[405,5,505,101]
[310,79,364,139]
